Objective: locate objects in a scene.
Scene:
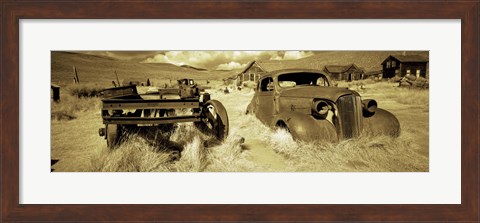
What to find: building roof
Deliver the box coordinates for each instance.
[238,60,298,75]
[324,64,362,73]
[258,60,298,72]
[382,55,428,64]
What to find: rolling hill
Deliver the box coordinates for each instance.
[51,51,236,86]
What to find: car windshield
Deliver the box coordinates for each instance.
[278,72,330,88]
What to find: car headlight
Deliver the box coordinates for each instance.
[312,100,330,119]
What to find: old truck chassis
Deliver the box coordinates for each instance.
[98,79,229,149]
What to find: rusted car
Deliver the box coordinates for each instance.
[246,69,400,142]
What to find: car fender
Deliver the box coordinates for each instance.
[274,112,338,142]
[363,108,400,137]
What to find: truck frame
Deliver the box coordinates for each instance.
[98,79,229,149]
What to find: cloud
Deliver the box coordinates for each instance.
[281,51,314,60]
[269,54,283,60]
[142,51,219,68]
[216,61,247,70]
[141,51,314,70]
[142,54,171,64]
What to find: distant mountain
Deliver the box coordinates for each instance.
[68,51,122,61]
[180,64,208,71]
[51,51,233,86]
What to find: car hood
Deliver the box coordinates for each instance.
[279,86,358,101]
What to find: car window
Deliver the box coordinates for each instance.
[278,81,296,88]
[260,77,274,91]
[316,77,328,86]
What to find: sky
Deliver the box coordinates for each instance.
[79,51,315,70]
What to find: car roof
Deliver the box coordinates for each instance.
[263,69,332,79]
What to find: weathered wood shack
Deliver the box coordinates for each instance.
[235,60,296,86]
[381,55,429,79]
[323,64,364,81]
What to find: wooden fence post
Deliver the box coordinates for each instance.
[73,65,80,83]
[115,70,120,87]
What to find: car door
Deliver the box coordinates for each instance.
[256,77,276,125]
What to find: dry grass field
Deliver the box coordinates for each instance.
[51,51,429,172]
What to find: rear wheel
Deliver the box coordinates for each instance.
[195,100,229,140]
[106,124,121,149]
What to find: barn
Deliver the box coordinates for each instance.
[323,64,364,81]
[381,55,429,79]
[235,60,294,86]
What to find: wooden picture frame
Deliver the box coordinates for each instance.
[1,1,478,222]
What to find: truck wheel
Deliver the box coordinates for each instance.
[106,124,121,149]
[196,100,229,140]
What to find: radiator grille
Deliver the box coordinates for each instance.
[336,95,363,139]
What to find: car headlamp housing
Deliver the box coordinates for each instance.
[312,100,331,119]
[362,99,377,117]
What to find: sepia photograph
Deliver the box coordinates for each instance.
[51,50,429,172]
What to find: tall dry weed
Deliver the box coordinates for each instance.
[270,130,428,172]
[89,136,172,172]
[88,121,255,172]
[68,83,104,98]
[51,93,100,120]
[175,136,209,172]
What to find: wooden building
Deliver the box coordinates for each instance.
[381,55,428,79]
[235,60,293,86]
[323,64,364,81]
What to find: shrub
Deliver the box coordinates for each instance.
[68,84,104,98]
[390,76,402,83]
[405,75,417,81]
[51,93,100,120]
[393,88,429,105]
